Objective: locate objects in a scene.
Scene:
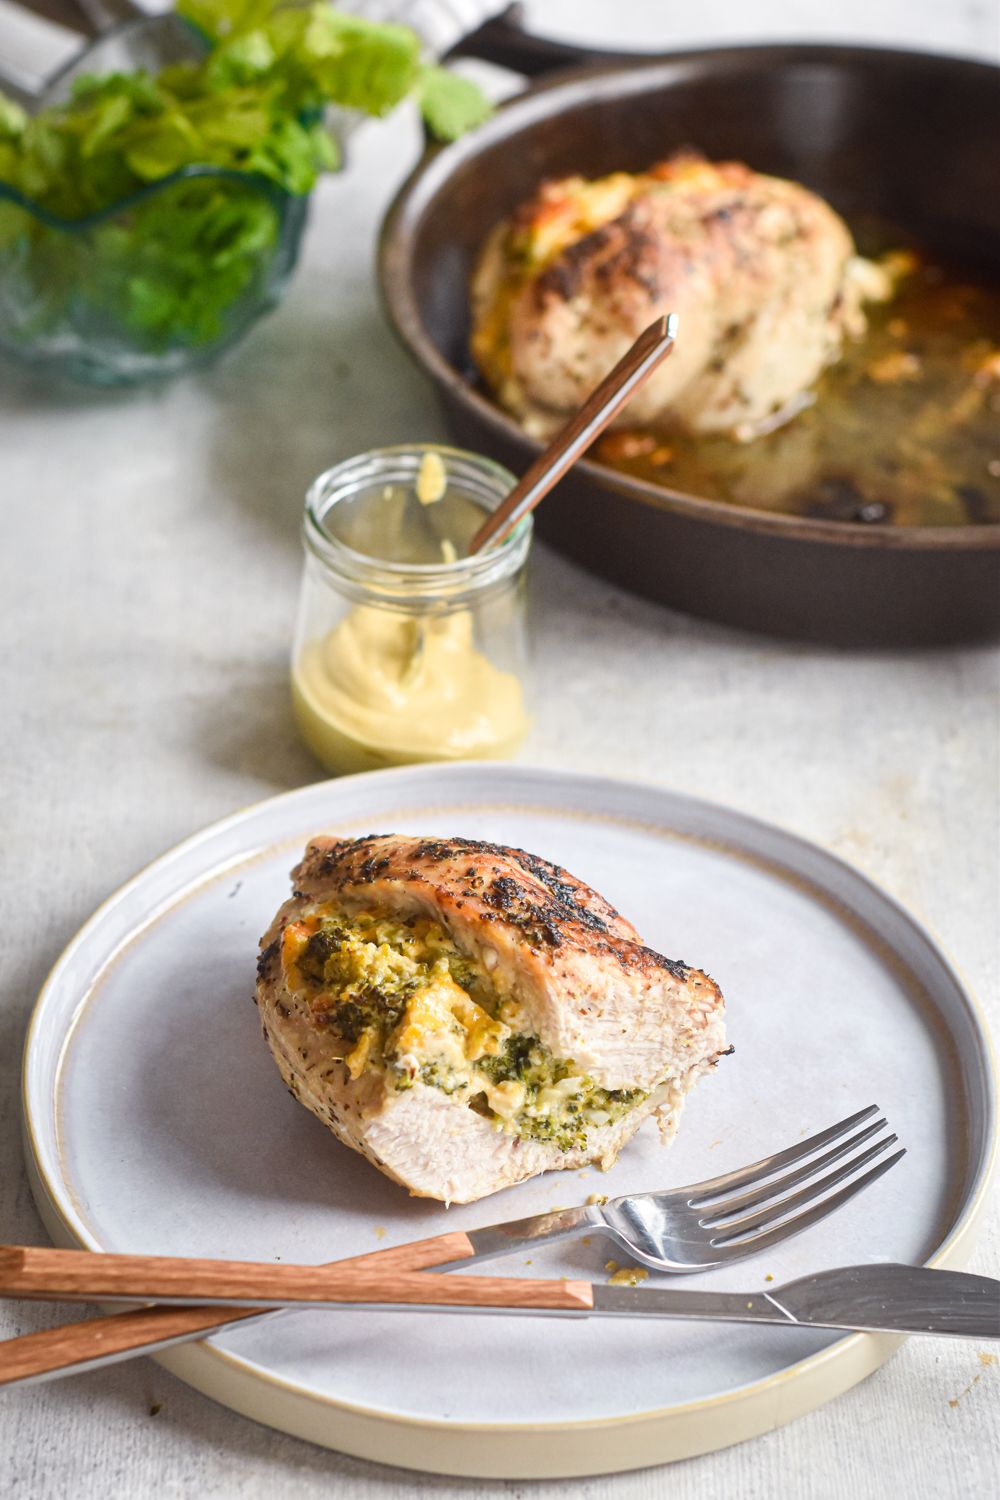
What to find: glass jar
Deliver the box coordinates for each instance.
[291,445,532,776]
[0,171,307,387]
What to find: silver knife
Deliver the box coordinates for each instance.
[1,1263,996,1388]
[588,1264,1000,1338]
[269,1263,999,1338]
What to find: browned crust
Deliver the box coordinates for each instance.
[292,834,700,986]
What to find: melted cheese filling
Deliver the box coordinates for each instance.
[282,905,647,1151]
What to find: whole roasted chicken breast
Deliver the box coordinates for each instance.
[256,834,728,1203]
[472,152,892,441]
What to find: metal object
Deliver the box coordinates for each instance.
[379,36,1000,645]
[3,1260,997,1392]
[0,1,203,110]
[274,1263,1000,1339]
[453,1103,903,1272]
[0,1104,906,1388]
[469,314,677,552]
[594,1262,997,1339]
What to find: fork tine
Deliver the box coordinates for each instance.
[710,1148,906,1260]
[709,1135,900,1241]
[682,1104,880,1204]
[696,1118,889,1221]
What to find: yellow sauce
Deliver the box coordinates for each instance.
[295,450,530,775]
[415,451,447,505]
[292,605,527,775]
[605,1261,650,1287]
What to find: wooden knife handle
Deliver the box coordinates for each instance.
[0,1233,470,1387]
[0,1243,591,1308]
[0,1236,592,1386]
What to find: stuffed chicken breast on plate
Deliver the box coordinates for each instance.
[256,834,728,1203]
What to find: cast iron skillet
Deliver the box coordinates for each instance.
[379,21,1000,645]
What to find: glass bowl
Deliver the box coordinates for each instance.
[0,166,308,385]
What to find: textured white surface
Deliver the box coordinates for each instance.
[1,0,999,1495]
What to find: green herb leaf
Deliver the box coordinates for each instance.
[124,113,203,180]
[0,93,27,137]
[80,94,133,158]
[0,1,489,354]
[304,12,421,116]
[205,29,276,88]
[418,66,493,141]
[2,3,489,215]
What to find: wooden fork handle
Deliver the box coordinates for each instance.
[0,1304,258,1387]
[0,1232,469,1388]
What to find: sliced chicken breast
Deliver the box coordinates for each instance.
[256,834,729,1203]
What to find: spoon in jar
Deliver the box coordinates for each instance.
[468,312,679,555]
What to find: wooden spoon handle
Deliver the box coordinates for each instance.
[0,1232,472,1388]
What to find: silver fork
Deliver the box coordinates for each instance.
[453,1104,904,1272]
[0,1105,904,1387]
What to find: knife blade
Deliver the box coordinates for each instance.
[274,1262,998,1338]
[589,1264,1000,1338]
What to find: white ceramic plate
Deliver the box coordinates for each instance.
[22,765,996,1478]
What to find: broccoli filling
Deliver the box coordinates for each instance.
[290,910,483,1055]
[282,906,647,1151]
[476,1036,647,1152]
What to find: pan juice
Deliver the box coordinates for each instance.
[596,241,1000,528]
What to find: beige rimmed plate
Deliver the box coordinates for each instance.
[22,764,996,1478]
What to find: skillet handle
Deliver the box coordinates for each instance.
[448,2,651,76]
